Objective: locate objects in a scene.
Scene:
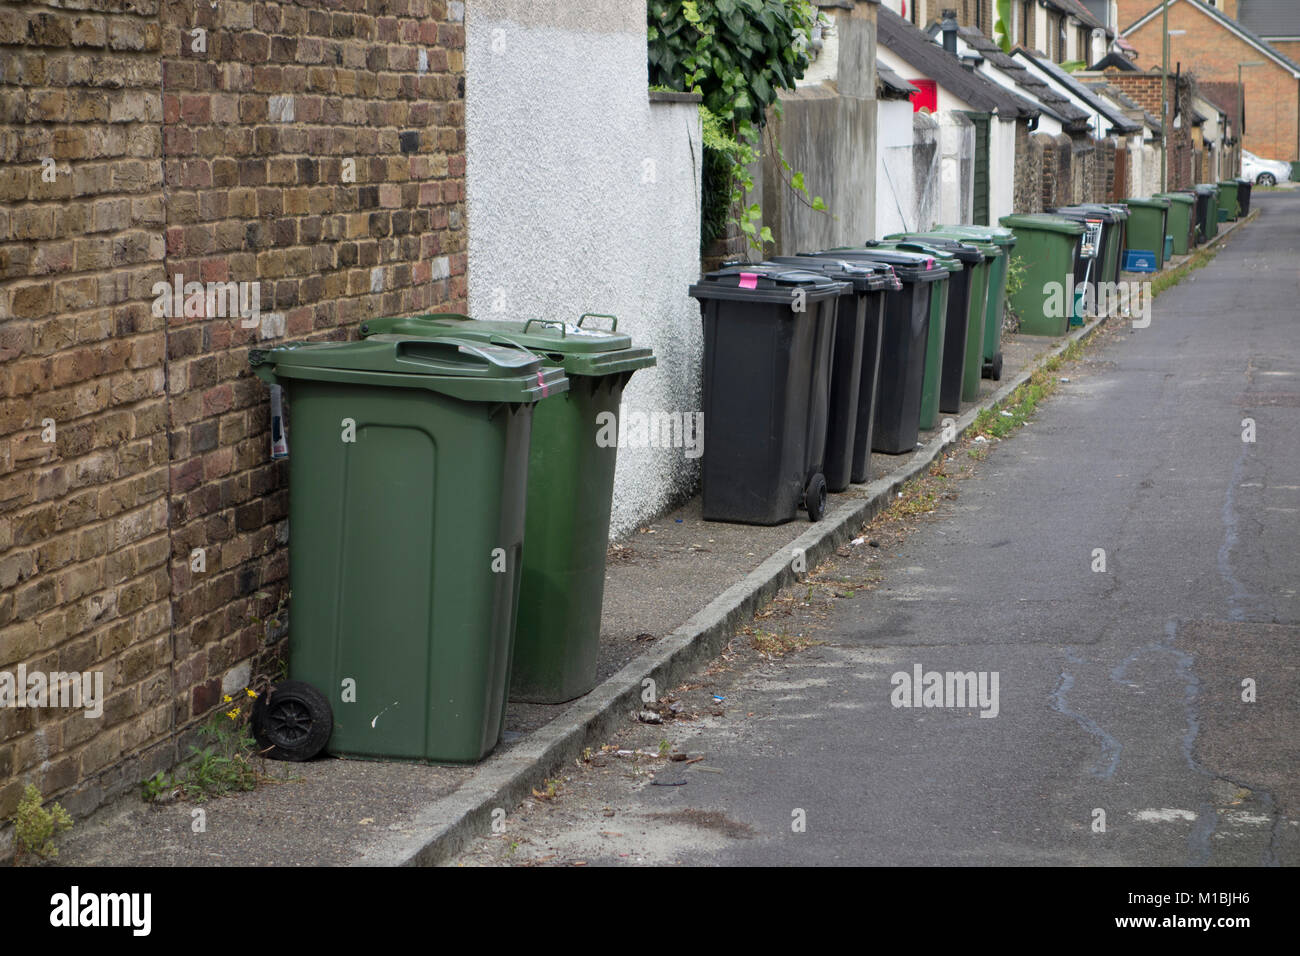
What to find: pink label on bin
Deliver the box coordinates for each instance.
[924,257,935,268]
[538,370,548,397]
[738,272,759,289]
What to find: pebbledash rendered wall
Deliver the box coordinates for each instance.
[462,0,703,538]
[0,0,466,838]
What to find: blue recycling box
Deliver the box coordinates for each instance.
[1123,250,1157,273]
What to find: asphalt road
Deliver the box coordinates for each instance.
[459,194,1300,867]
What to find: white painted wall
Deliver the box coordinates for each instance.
[1127,133,1146,198]
[876,97,919,236]
[464,1,703,537]
[1089,29,1107,65]
[936,111,975,225]
[990,116,1018,222]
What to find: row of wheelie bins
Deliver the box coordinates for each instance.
[687,228,1017,532]
[248,313,657,764]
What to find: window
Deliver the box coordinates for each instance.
[1021,1,1030,47]
[1057,15,1067,62]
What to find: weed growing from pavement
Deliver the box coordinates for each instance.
[532,777,562,801]
[747,628,822,659]
[11,784,74,863]
[141,689,288,804]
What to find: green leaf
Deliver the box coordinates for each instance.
[760,226,774,242]
[791,171,805,192]
[811,196,827,211]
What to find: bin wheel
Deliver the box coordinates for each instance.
[804,473,828,522]
[990,352,1003,381]
[252,680,333,762]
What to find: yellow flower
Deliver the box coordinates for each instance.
[245,688,258,698]
[226,708,240,720]
[222,694,233,703]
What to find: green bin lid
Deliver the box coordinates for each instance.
[863,240,962,273]
[359,313,655,378]
[931,224,1017,248]
[998,213,1086,236]
[883,233,990,263]
[1155,192,1195,205]
[913,230,1002,256]
[1217,180,1239,187]
[249,335,569,404]
[1124,197,1171,209]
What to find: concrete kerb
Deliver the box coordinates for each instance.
[361,215,1254,867]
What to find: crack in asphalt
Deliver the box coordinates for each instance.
[1049,648,1121,779]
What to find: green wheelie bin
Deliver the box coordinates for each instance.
[1217,180,1240,220]
[249,336,568,762]
[1156,192,1196,256]
[359,313,655,705]
[930,224,1016,381]
[1122,197,1171,270]
[998,213,1085,336]
[887,233,994,407]
[861,240,955,430]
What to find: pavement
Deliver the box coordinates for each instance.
[45,204,1270,868]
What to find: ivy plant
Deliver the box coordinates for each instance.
[649,0,828,255]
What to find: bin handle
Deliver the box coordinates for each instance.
[484,333,547,359]
[522,318,566,337]
[395,336,526,369]
[577,312,618,331]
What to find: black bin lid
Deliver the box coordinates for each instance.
[802,248,947,284]
[1050,205,1121,223]
[689,264,849,305]
[763,256,901,292]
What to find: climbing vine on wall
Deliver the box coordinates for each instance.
[648,0,828,255]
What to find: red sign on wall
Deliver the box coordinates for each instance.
[910,79,937,113]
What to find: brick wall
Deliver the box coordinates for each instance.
[952,0,996,36]
[1013,118,1043,213]
[1103,69,1200,187]
[0,0,466,836]
[1071,138,1094,203]
[1269,39,1300,66]
[1038,131,1073,207]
